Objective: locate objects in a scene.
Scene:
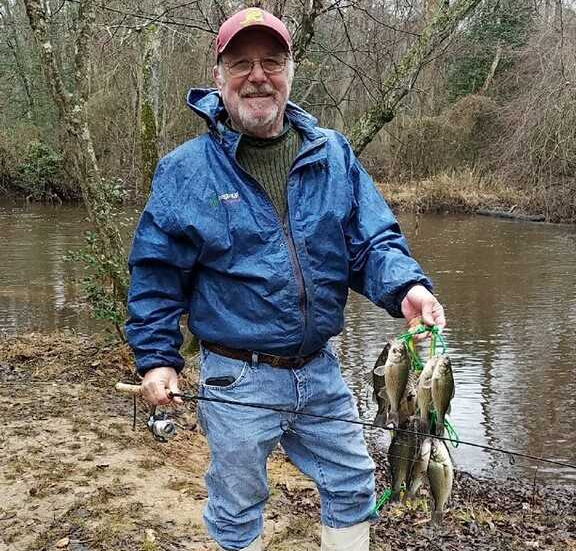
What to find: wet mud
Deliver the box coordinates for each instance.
[0,333,574,550]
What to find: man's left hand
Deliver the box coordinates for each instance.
[401,284,446,329]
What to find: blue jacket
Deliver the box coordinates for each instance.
[126,89,432,374]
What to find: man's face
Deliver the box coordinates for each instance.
[213,29,292,138]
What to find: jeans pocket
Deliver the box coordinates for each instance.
[200,348,250,391]
[322,342,339,363]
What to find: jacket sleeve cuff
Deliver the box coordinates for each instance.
[135,357,185,377]
[378,279,434,319]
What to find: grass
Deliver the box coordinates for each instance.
[378,168,524,214]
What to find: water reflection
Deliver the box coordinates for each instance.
[337,214,576,485]
[0,202,104,334]
[1,202,575,484]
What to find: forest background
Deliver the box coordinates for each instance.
[0,0,575,328]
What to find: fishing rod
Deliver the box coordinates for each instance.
[115,382,576,472]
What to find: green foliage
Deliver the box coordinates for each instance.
[66,226,126,330]
[446,0,535,100]
[386,94,498,179]
[65,178,130,336]
[0,131,79,200]
[98,176,127,207]
[17,141,63,198]
[66,228,128,334]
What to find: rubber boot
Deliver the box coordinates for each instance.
[217,536,262,551]
[321,521,370,551]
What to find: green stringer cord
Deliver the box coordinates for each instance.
[373,489,393,513]
[397,323,447,372]
[429,410,460,448]
[444,417,460,448]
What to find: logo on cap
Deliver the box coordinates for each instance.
[240,8,264,27]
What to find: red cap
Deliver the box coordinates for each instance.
[215,8,292,57]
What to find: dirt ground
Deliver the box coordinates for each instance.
[1,333,574,551]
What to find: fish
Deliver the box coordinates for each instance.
[427,438,454,524]
[372,343,390,427]
[402,370,419,420]
[381,339,410,428]
[405,436,432,500]
[416,356,437,433]
[387,417,420,502]
[431,355,455,436]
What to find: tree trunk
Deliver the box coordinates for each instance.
[139,23,161,201]
[23,0,128,318]
[480,43,502,94]
[293,0,324,63]
[1,0,36,120]
[348,0,483,155]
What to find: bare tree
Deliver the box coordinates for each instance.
[139,22,162,199]
[23,0,128,319]
[348,0,484,154]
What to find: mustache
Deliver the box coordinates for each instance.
[240,85,275,97]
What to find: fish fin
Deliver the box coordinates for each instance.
[374,343,391,368]
[373,365,386,376]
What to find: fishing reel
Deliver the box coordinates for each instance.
[147,408,177,442]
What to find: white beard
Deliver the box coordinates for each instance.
[237,102,279,135]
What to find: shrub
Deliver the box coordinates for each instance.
[382,94,498,180]
[492,32,576,222]
[17,141,64,200]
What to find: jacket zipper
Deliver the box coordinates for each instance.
[226,134,327,352]
[282,208,308,347]
[234,165,308,344]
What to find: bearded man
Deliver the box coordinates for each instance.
[125,8,445,551]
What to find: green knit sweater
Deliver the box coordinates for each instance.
[236,124,301,219]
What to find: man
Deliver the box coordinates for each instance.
[126,8,445,551]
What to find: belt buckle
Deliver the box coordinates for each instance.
[293,357,303,368]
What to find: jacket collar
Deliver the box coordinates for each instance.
[186,88,326,156]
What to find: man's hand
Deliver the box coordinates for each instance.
[141,367,183,405]
[401,284,446,330]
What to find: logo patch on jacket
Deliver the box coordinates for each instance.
[209,192,240,207]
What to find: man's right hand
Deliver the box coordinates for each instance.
[141,367,183,405]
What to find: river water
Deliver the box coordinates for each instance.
[1,200,575,485]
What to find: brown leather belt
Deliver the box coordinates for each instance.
[201,341,321,369]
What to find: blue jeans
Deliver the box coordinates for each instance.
[197,343,376,551]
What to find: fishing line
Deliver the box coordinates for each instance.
[3,380,575,472]
[173,391,576,472]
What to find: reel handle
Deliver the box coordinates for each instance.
[115,382,142,395]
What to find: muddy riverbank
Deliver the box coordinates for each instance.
[1,332,574,551]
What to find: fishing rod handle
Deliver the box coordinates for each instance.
[115,382,142,395]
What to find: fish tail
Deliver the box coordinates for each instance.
[387,410,399,428]
[420,413,430,435]
[435,414,445,437]
[374,413,387,427]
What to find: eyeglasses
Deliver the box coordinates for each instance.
[224,56,288,78]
